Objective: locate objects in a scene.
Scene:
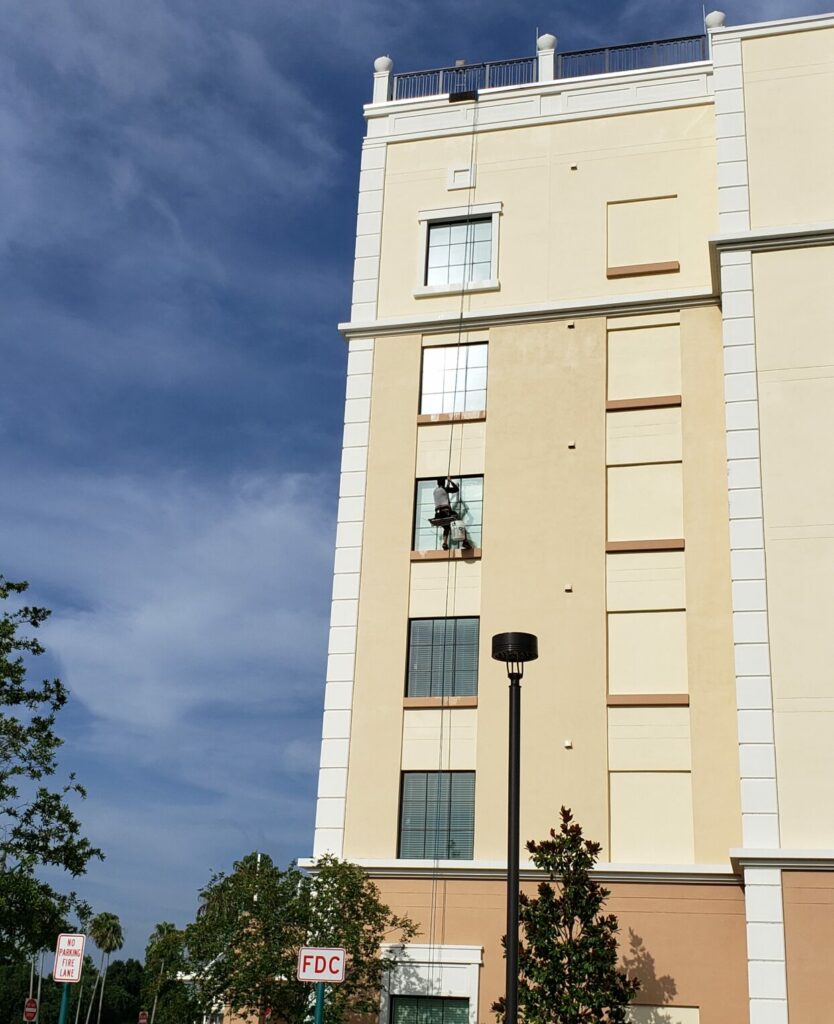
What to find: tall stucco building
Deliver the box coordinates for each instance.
[308,10,834,1023]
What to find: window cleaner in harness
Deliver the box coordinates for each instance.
[429,477,472,551]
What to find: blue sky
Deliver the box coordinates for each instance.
[0,0,827,960]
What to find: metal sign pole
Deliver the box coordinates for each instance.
[313,983,325,1024]
[57,986,70,1024]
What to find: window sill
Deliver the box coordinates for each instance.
[403,696,478,709]
[410,548,482,562]
[606,395,682,411]
[606,539,684,553]
[414,280,500,299]
[606,261,680,278]
[607,693,689,707]
[417,410,487,425]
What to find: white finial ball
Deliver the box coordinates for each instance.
[705,11,726,28]
[374,55,394,73]
[537,33,557,52]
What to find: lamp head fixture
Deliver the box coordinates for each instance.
[491,631,539,680]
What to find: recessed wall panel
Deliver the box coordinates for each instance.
[608,707,692,771]
[401,708,477,770]
[608,324,681,400]
[415,422,486,478]
[607,196,679,268]
[606,552,686,611]
[607,463,684,541]
[610,771,694,863]
[606,407,682,466]
[608,610,688,694]
[409,561,481,618]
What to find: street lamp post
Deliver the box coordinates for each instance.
[491,631,539,1024]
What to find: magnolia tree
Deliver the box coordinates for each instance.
[493,808,639,1024]
[185,852,417,1024]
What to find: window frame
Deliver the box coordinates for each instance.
[415,202,502,298]
[405,616,480,699]
[398,770,476,861]
[418,341,488,417]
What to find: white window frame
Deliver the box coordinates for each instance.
[379,945,482,1024]
[415,202,502,298]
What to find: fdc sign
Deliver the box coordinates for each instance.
[296,947,346,984]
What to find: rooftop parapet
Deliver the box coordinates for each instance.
[372,14,728,104]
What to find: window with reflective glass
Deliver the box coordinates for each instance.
[413,476,483,552]
[420,343,487,415]
[425,219,492,287]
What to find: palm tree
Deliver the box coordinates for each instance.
[89,912,124,1024]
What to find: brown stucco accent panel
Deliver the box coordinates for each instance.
[784,871,834,1021]
[374,876,747,1024]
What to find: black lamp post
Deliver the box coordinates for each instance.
[491,631,539,1024]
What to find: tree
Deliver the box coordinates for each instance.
[493,807,639,1024]
[90,912,124,1024]
[185,852,418,1024]
[142,922,197,1024]
[0,575,103,962]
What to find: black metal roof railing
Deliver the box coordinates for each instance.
[392,34,707,101]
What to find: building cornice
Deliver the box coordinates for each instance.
[363,64,713,146]
[338,288,716,340]
[710,12,834,40]
[299,857,740,885]
[708,222,834,284]
[730,848,834,873]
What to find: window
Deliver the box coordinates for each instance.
[392,997,469,1024]
[407,618,479,698]
[420,343,487,415]
[398,771,475,859]
[416,202,501,297]
[426,219,492,287]
[413,476,484,551]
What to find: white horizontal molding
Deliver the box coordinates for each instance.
[339,288,717,339]
[711,221,834,255]
[316,858,740,884]
[418,201,502,222]
[731,849,834,871]
[710,12,834,41]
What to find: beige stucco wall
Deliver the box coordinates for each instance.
[679,305,741,863]
[375,876,748,1023]
[478,316,609,856]
[343,334,422,859]
[753,246,834,848]
[376,106,717,319]
[743,27,834,229]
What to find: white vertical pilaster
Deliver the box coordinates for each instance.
[313,338,374,859]
[716,29,788,1021]
[744,867,788,1024]
[351,142,387,324]
[536,34,557,82]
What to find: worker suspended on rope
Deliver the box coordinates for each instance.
[430,477,472,551]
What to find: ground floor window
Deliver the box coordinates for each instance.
[391,996,469,1024]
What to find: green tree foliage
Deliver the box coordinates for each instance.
[185,852,418,1024]
[141,922,198,1024]
[90,912,125,1024]
[493,808,639,1024]
[0,575,103,962]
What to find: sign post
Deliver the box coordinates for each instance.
[53,934,86,1024]
[297,947,346,1024]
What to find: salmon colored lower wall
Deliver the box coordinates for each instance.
[374,876,747,1023]
[783,871,834,1022]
